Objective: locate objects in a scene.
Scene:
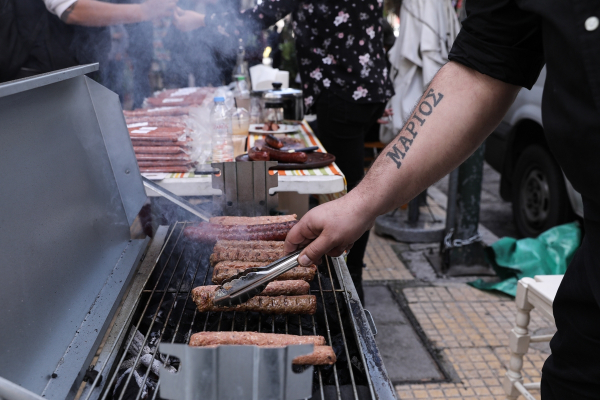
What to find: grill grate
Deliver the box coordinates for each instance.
[81,222,377,400]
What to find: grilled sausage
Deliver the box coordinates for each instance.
[248,146,270,161]
[254,145,307,164]
[189,331,325,347]
[193,291,317,314]
[213,240,285,253]
[212,264,316,285]
[265,134,283,149]
[194,281,309,298]
[292,346,336,365]
[183,221,296,243]
[210,248,286,265]
[209,215,297,225]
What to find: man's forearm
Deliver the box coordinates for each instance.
[62,0,147,26]
[350,61,520,219]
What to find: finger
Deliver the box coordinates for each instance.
[327,244,348,257]
[284,219,320,254]
[298,234,338,266]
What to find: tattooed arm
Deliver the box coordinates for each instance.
[285,61,520,266]
[60,0,176,26]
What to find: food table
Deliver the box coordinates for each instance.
[142,121,346,217]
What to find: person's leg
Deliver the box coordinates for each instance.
[542,206,600,398]
[315,91,385,302]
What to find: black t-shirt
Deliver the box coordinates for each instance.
[449,0,600,221]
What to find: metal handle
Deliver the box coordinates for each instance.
[363,309,378,337]
[142,177,210,221]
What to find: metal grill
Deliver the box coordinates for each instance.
[79,222,388,400]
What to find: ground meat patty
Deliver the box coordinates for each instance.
[214,240,285,252]
[194,281,309,298]
[183,221,296,243]
[189,331,325,347]
[209,215,297,225]
[210,248,286,265]
[193,289,316,314]
[212,262,316,284]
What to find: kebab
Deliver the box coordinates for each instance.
[189,332,336,365]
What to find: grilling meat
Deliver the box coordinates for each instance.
[189,331,325,347]
[210,248,286,265]
[209,215,297,225]
[292,346,337,365]
[212,262,316,284]
[183,221,296,243]
[213,240,284,252]
[189,332,336,365]
[193,288,316,314]
[194,281,310,298]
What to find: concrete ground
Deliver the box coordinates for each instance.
[362,165,554,399]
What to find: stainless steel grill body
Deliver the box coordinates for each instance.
[0,65,148,400]
[80,223,396,400]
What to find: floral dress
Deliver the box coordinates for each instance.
[205,0,394,111]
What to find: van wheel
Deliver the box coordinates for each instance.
[512,145,571,237]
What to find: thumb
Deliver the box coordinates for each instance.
[298,235,336,266]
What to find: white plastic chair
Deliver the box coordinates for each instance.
[503,275,563,400]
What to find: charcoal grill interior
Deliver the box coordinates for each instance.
[80,222,385,400]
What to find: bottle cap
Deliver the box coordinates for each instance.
[214,97,225,102]
[236,76,245,81]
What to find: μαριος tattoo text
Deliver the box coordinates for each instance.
[386,88,444,169]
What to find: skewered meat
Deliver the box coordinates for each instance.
[210,248,286,265]
[194,281,309,298]
[212,262,317,284]
[209,215,297,225]
[183,221,297,243]
[193,289,316,314]
[189,331,325,347]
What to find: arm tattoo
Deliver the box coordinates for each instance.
[60,2,77,22]
[385,88,444,169]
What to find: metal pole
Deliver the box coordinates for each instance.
[445,143,489,275]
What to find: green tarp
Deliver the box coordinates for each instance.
[469,222,581,297]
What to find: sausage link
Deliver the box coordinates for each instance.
[248,146,270,161]
[265,134,283,149]
[255,145,307,163]
[189,331,325,347]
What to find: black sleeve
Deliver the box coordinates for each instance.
[448,0,545,89]
[0,0,27,82]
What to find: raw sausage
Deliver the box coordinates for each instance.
[210,248,286,265]
[133,146,186,154]
[209,215,297,225]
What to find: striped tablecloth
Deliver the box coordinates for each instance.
[142,121,346,200]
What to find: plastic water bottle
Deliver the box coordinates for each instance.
[211,97,234,162]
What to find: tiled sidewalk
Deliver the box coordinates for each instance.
[363,229,554,400]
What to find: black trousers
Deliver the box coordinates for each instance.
[315,91,386,301]
[541,199,600,399]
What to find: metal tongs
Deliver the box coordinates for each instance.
[213,250,302,307]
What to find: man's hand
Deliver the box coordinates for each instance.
[172,7,205,31]
[140,0,178,20]
[284,194,376,266]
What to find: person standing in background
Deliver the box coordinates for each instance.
[0,0,176,83]
[173,0,393,302]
